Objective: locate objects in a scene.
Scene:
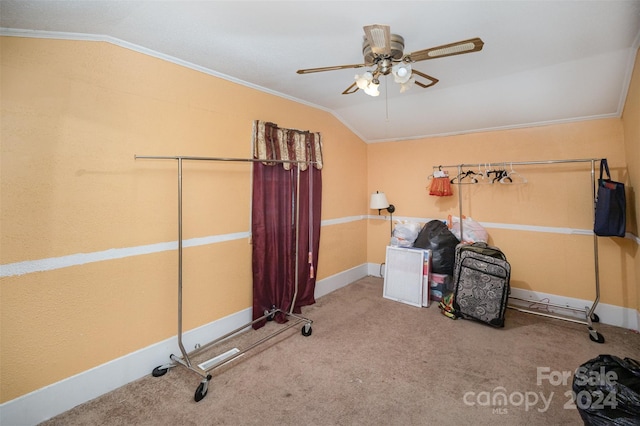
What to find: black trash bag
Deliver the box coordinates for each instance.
[413,220,458,275]
[572,354,640,426]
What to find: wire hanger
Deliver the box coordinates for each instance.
[475,163,492,184]
[500,163,528,184]
[450,169,479,184]
[487,167,507,183]
[429,165,449,180]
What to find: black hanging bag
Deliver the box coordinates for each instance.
[594,159,626,237]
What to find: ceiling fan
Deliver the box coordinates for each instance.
[296,24,484,96]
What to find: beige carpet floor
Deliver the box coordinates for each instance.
[40,276,640,425]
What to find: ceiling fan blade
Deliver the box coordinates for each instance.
[412,69,439,88]
[408,37,484,62]
[363,24,391,56]
[297,63,367,74]
[342,82,359,95]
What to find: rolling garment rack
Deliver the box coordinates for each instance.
[434,158,605,343]
[135,155,315,401]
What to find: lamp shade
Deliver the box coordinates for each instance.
[370,192,390,210]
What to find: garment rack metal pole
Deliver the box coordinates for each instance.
[433,158,605,343]
[135,154,316,401]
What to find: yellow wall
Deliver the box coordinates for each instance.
[367,119,636,308]
[0,37,366,402]
[621,48,640,313]
[1,35,638,408]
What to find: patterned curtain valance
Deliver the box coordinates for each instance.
[253,120,323,170]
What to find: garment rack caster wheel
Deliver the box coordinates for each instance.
[590,313,600,323]
[266,305,277,321]
[152,366,168,377]
[589,329,605,344]
[301,323,312,337]
[194,375,212,402]
[151,363,173,377]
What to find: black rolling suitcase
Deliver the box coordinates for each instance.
[452,242,511,327]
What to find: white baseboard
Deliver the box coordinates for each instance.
[0,265,368,426]
[314,264,369,299]
[0,307,253,426]
[509,287,639,332]
[367,262,386,278]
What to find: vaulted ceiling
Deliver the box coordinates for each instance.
[2,1,639,142]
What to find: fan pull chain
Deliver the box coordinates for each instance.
[385,75,389,121]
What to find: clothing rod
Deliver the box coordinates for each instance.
[135,155,317,164]
[433,158,601,169]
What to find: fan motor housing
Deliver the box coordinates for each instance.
[362,34,405,65]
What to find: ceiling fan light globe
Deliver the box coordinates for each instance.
[394,74,411,84]
[392,63,412,84]
[364,82,380,96]
[355,77,369,90]
[355,72,374,90]
[399,76,415,93]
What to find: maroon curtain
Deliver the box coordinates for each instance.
[295,165,322,310]
[251,122,322,329]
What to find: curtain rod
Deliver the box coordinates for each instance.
[433,158,601,170]
[135,155,317,164]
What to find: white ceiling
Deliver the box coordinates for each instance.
[1,1,639,143]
